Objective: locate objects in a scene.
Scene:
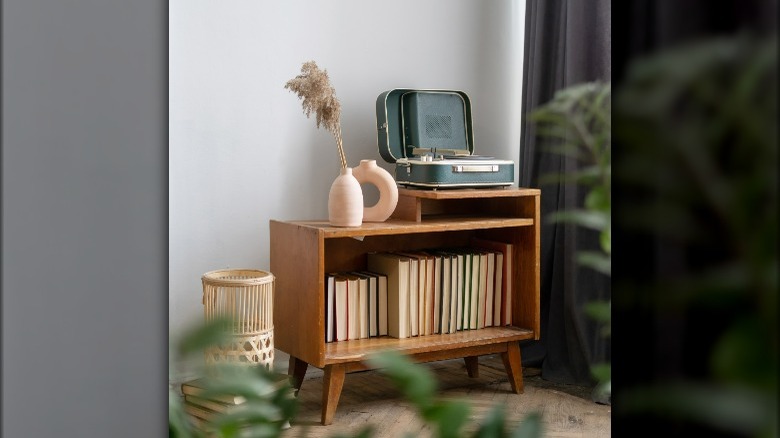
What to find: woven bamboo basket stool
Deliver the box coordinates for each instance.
[201,269,275,369]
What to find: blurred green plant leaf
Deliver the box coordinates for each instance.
[176,316,234,357]
[170,390,202,438]
[600,227,611,255]
[710,317,777,390]
[425,401,470,438]
[590,362,612,403]
[584,301,611,325]
[329,426,377,438]
[208,401,284,430]
[548,210,609,231]
[620,383,775,437]
[538,165,604,187]
[366,350,437,411]
[473,404,506,438]
[591,364,611,383]
[197,375,291,405]
[576,251,611,276]
[540,141,588,161]
[585,187,610,212]
[510,412,543,438]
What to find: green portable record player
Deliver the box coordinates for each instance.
[375,88,515,189]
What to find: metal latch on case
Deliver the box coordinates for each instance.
[452,164,499,173]
[397,160,412,175]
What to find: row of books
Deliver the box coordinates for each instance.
[325,238,514,342]
[325,271,389,342]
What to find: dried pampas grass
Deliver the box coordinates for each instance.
[285,61,347,169]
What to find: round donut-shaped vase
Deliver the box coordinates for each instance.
[353,159,398,222]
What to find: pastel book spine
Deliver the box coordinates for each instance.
[432,254,442,334]
[461,252,471,330]
[469,238,513,326]
[347,275,360,340]
[476,252,487,329]
[440,254,452,334]
[377,273,388,336]
[326,275,335,342]
[394,252,424,337]
[448,253,459,333]
[469,252,480,330]
[357,272,379,338]
[349,273,370,340]
[428,250,452,334]
[451,253,463,333]
[416,255,427,337]
[485,251,495,327]
[424,255,435,335]
[367,253,410,339]
[493,253,504,326]
[407,257,419,337]
[334,276,348,341]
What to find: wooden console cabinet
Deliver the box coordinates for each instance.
[270,188,540,425]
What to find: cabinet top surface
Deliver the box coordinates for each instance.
[270,217,534,238]
[398,187,540,199]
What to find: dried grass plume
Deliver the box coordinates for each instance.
[285,61,347,169]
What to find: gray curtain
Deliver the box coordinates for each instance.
[518,0,611,385]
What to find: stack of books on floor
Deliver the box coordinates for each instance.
[180,374,292,432]
[325,238,514,341]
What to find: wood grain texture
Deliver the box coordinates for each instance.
[397,187,540,199]
[276,352,611,438]
[516,194,540,337]
[270,188,542,425]
[324,327,532,364]
[290,217,534,238]
[501,341,524,394]
[321,364,346,426]
[390,191,422,221]
[270,221,325,367]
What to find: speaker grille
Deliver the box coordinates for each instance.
[425,115,452,139]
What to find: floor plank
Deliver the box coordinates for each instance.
[273,351,610,438]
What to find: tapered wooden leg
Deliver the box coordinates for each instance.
[321,364,346,425]
[288,356,308,391]
[464,356,479,378]
[500,342,524,394]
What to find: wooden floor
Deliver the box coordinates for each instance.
[273,351,611,438]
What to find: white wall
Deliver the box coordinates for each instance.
[169,0,525,381]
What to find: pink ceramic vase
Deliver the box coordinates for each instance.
[328,167,363,227]
[353,159,398,222]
